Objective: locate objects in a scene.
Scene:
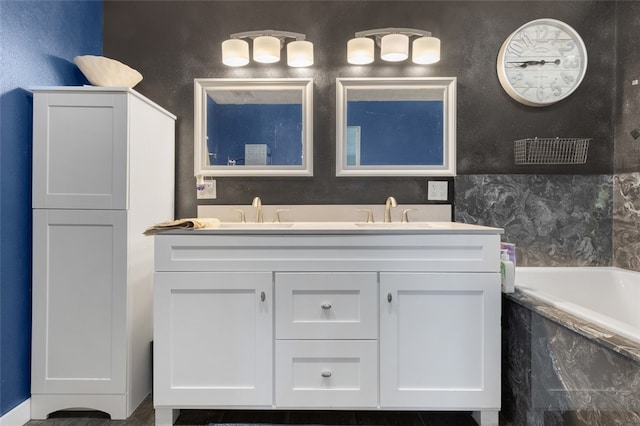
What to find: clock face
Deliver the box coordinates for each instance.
[497,19,588,106]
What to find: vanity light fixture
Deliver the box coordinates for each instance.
[222,30,314,67]
[347,27,440,65]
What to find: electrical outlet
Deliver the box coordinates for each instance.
[196,177,216,199]
[427,181,448,201]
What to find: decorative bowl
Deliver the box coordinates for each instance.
[74,55,143,88]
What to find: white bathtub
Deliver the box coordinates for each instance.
[515,267,640,345]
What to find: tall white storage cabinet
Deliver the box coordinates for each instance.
[31,87,176,420]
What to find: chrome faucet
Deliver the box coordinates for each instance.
[274,208,289,223]
[384,196,398,223]
[230,209,246,223]
[358,208,375,223]
[402,208,417,223]
[252,196,263,223]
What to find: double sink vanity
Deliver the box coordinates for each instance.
[152,204,503,426]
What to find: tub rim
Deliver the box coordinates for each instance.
[506,268,640,363]
[514,266,640,345]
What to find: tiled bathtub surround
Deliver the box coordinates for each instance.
[613,172,640,272]
[455,175,612,267]
[503,293,640,426]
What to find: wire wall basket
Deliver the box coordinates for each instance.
[514,137,591,165]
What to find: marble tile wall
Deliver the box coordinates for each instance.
[613,172,640,272]
[455,175,612,267]
[503,295,640,426]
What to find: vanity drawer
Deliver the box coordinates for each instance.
[275,272,377,340]
[275,340,378,408]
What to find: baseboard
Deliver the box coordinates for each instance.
[0,398,30,426]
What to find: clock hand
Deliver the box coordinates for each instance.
[508,59,561,68]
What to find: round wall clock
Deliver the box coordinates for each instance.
[496,18,588,107]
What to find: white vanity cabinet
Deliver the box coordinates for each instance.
[31,87,175,420]
[153,228,502,426]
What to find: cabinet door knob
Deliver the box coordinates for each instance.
[260,291,266,302]
[321,371,332,378]
[387,293,392,303]
[321,303,332,310]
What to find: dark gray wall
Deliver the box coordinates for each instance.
[452,1,640,269]
[614,0,640,174]
[104,1,616,218]
[612,1,640,272]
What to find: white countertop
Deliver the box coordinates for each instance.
[162,221,503,235]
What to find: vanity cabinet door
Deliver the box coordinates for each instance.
[379,272,500,409]
[153,272,273,407]
[31,209,127,395]
[275,340,378,408]
[275,272,378,339]
[32,91,129,210]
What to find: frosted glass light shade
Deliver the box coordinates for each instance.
[347,38,374,65]
[287,40,314,67]
[412,36,441,64]
[221,39,250,67]
[253,36,281,63]
[381,33,409,62]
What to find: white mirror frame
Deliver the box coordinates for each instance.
[194,78,313,177]
[336,77,456,177]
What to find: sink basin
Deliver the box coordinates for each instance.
[217,223,294,229]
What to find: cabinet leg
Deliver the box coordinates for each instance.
[471,410,499,426]
[155,408,179,426]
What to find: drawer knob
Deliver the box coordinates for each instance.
[260,291,266,302]
[321,371,332,378]
[387,293,392,303]
[321,303,332,310]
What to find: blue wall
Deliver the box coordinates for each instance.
[0,0,102,416]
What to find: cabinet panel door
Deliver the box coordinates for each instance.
[275,340,378,408]
[31,209,127,394]
[379,273,500,409]
[154,272,273,407]
[32,92,128,209]
[275,272,378,339]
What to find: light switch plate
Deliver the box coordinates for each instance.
[427,181,448,201]
[197,177,217,199]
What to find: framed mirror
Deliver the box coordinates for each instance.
[194,78,313,176]
[336,77,456,176]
